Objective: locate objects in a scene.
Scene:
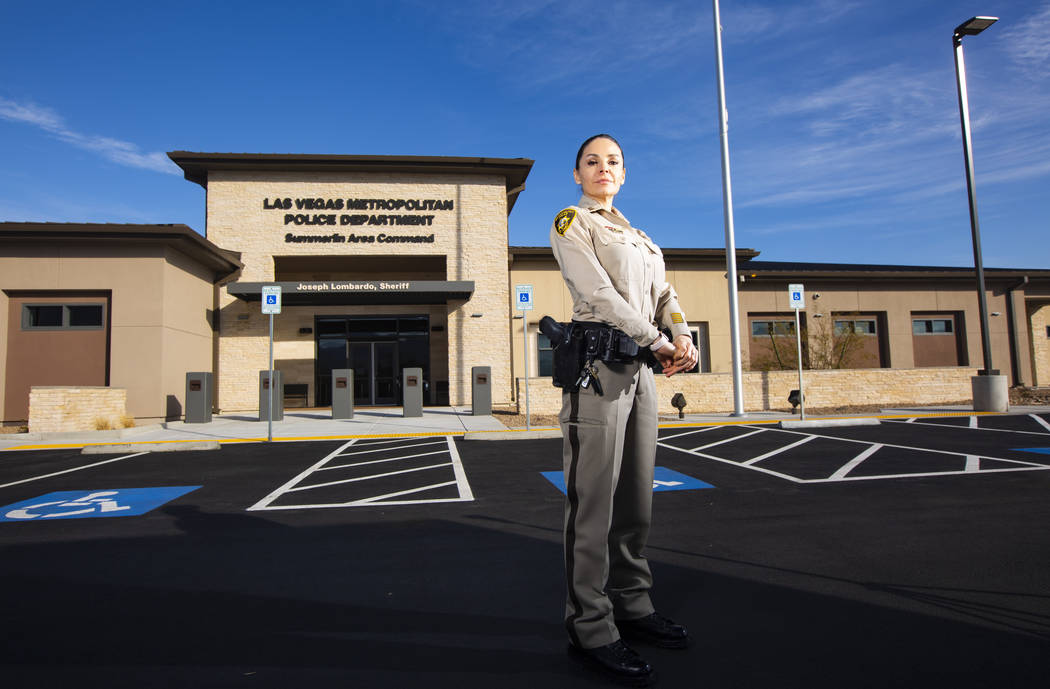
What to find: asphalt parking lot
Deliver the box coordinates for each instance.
[2,412,1049,688]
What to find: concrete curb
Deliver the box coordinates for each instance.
[81,441,221,454]
[463,428,562,441]
[10,424,166,443]
[779,418,881,430]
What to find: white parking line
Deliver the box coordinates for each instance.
[828,444,883,480]
[884,419,1050,436]
[446,436,474,502]
[969,416,979,429]
[322,449,448,471]
[659,423,1050,484]
[288,462,451,493]
[328,439,446,460]
[693,429,765,452]
[657,441,806,483]
[247,440,357,511]
[741,435,816,466]
[658,426,722,442]
[0,452,149,490]
[1030,414,1050,433]
[247,436,474,511]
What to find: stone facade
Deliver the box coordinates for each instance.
[1029,302,1050,387]
[515,367,980,416]
[207,171,512,411]
[28,386,127,434]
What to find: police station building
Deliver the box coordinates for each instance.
[2,151,1049,427]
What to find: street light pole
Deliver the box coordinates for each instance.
[712,0,746,417]
[952,16,998,377]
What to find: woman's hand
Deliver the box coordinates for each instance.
[657,334,698,377]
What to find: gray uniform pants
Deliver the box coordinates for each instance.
[559,358,657,649]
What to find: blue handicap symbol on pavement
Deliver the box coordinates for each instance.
[0,486,201,522]
[541,467,712,495]
[1014,448,1050,455]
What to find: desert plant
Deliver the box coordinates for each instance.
[94,417,114,431]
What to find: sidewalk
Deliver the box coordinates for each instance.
[0,407,509,451]
[2,404,1047,451]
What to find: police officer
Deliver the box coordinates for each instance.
[551,133,699,685]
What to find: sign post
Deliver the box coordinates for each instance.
[515,285,534,431]
[261,285,282,442]
[788,284,806,421]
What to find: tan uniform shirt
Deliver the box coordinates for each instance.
[550,195,691,347]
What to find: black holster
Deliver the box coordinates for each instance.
[539,316,649,392]
[540,316,584,390]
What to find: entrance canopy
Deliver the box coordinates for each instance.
[228,280,474,305]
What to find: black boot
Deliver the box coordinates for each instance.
[618,612,690,649]
[568,638,656,686]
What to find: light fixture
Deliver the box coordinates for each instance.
[954,16,998,36]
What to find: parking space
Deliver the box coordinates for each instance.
[658,411,1050,483]
[1,413,1049,687]
[248,436,474,511]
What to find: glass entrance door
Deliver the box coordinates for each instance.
[316,315,427,407]
[349,341,399,406]
[373,342,398,405]
[316,338,349,407]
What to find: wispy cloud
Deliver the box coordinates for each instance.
[721,0,863,41]
[999,2,1050,78]
[417,0,708,88]
[0,97,177,175]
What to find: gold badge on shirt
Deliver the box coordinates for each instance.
[554,209,577,236]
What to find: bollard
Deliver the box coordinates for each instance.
[402,368,423,417]
[185,372,213,423]
[472,366,492,416]
[259,370,284,422]
[332,369,354,419]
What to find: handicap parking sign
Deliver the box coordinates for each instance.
[0,487,201,522]
[515,284,533,310]
[541,467,712,494]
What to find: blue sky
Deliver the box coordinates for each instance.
[1,0,1047,269]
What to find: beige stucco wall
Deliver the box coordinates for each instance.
[516,367,981,417]
[737,280,1013,372]
[508,255,731,386]
[506,257,1048,396]
[206,171,512,411]
[0,241,218,422]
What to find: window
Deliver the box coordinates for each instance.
[537,333,554,377]
[22,303,104,330]
[834,319,876,335]
[913,318,954,335]
[911,313,964,367]
[751,320,795,337]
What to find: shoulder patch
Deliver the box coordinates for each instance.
[554,208,577,236]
